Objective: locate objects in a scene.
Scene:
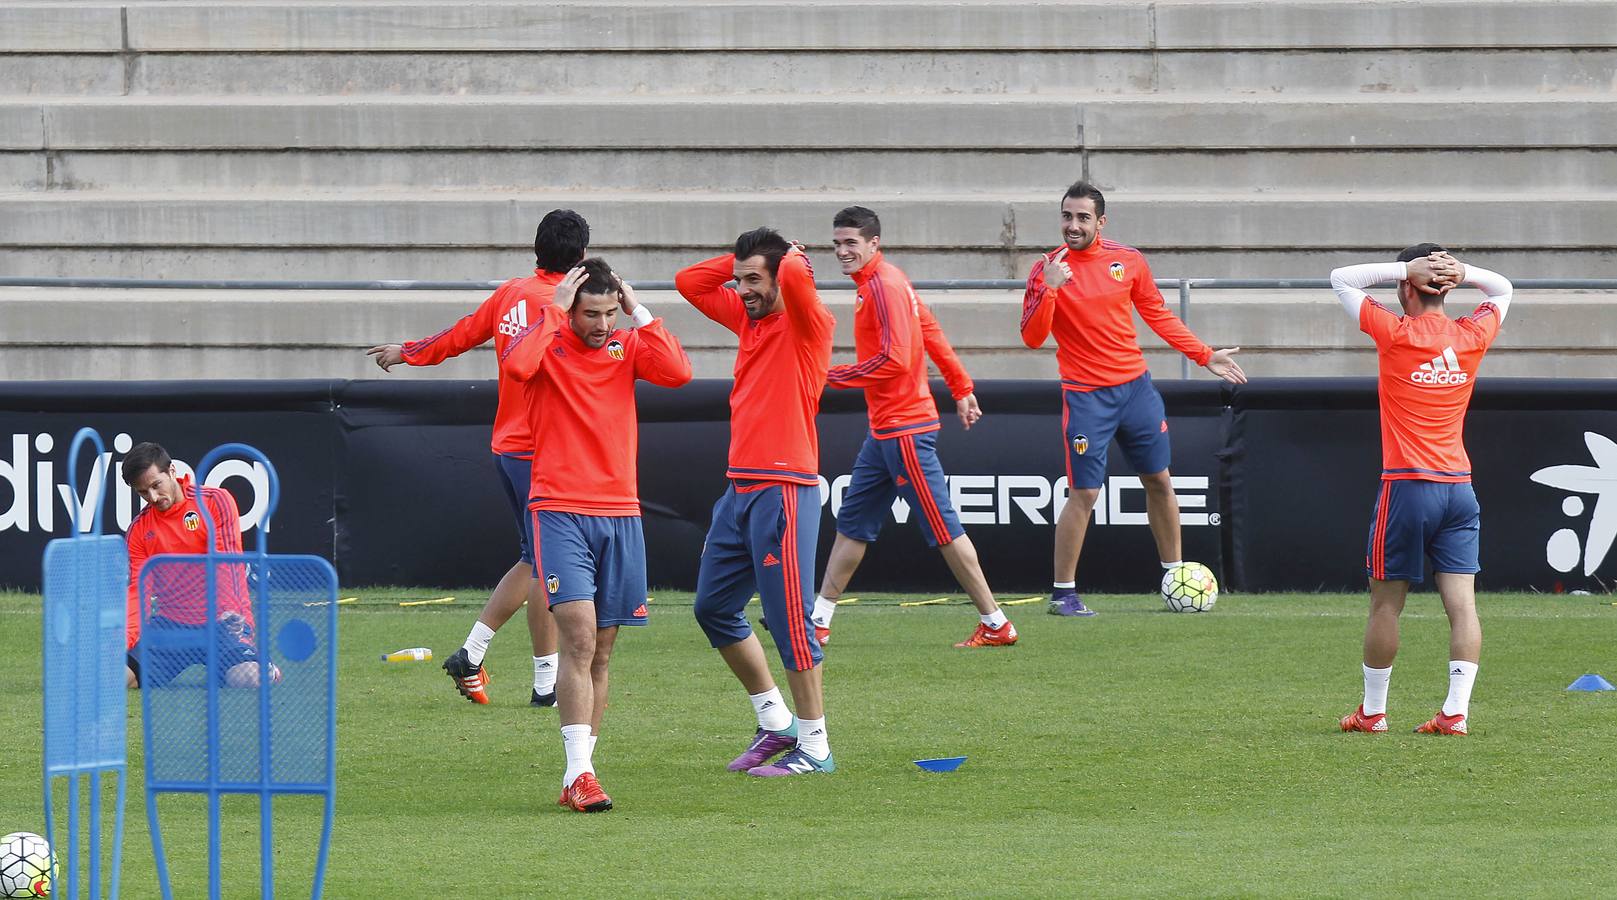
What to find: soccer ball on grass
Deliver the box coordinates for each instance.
[1161,562,1218,613]
[0,832,54,898]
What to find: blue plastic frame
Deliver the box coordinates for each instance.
[41,427,128,900]
[140,443,337,900]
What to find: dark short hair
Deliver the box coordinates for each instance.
[535,209,590,273]
[572,257,621,308]
[1063,180,1106,216]
[121,442,171,486]
[1397,242,1447,263]
[733,227,792,278]
[833,206,881,239]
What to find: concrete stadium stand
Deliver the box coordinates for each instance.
[2,0,1614,379]
[4,285,1610,382]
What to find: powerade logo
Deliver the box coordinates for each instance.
[0,431,271,535]
[813,473,1219,528]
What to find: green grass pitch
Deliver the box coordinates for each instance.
[3,589,1614,897]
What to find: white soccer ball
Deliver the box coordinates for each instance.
[0,832,54,898]
[1161,562,1218,613]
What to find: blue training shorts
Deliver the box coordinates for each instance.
[1365,479,1481,584]
[128,615,260,688]
[494,453,535,565]
[531,509,649,628]
[1062,372,1172,490]
[837,431,964,548]
[692,481,822,672]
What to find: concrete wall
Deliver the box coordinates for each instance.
[1,1,1614,379]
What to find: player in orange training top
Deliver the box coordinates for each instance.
[813,205,1016,649]
[502,257,693,810]
[1021,181,1246,617]
[365,209,588,706]
[677,228,838,777]
[1330,245,1513,737]
[122,441,276,689]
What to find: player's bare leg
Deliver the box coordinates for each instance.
[1343,577,1407,733]
[1364,578,1408,668]
[784,664,823,721]
[553,601,610,809]
[443,560,534,703]
[525,577,559,707]
[1051,487,1100,616]
[588,625,619,733]
[1054,487,1099,582]
[552,602,598,729]
[1436,573,1481,662]
[811,534,867,642]
[716,633,776,694]
[942,535,1019,647]
[1419,572,1480,735]
[940,536,997,615]
[1140,469,1183,565]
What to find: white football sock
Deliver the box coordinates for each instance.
[1442,660,1478,718]
[796,716,830,761]
[1161,560,1183,570]
[981,608,1008,628]
[560,723,593,789]
[812,595,837,628]
[463,621,496,666]
[590,734,598,755]
[1362,664,1392,716]
[1053,581,1076,591]
[533,653,558,694]
[749,686,793,732]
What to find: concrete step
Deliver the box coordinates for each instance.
[5,190,1615,254]
[10,47,1617,98]
[17,146,1617,195]
[24,149,1083,194]
[7,95,1617,152]
[7,243,1614,284]
[8,1,1602,53]
[2,286,1609,381]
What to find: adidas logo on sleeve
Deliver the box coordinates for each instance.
[1410,346,1468,385]
[497,302,529,337]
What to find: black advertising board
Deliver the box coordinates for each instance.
[5,378,1613,594]
[0,382,337,590]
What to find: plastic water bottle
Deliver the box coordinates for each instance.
[381,647,432,662]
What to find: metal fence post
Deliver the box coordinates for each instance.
[1179,281,1193,380]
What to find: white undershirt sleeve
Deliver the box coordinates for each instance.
[1461,264,1513,323]
[1329,262,1406,320]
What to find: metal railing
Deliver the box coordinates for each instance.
[5,276,1613,379]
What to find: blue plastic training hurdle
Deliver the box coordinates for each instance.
[42,428,129,900]
[138,443,338,900]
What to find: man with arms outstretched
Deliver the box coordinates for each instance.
[1021,181,1246,616]
[1332,245,1512,736]
[813,206,1016,648]
[502,258,692,810]
[676,227,838,777]
[366,209,590,706]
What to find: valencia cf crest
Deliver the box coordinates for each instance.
[855,293,865,311]
[545,574,560,594]
[606,339,625,361]
[1108,262,1125,282]
[1072,434,1089,456]
[183,511,200,531]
